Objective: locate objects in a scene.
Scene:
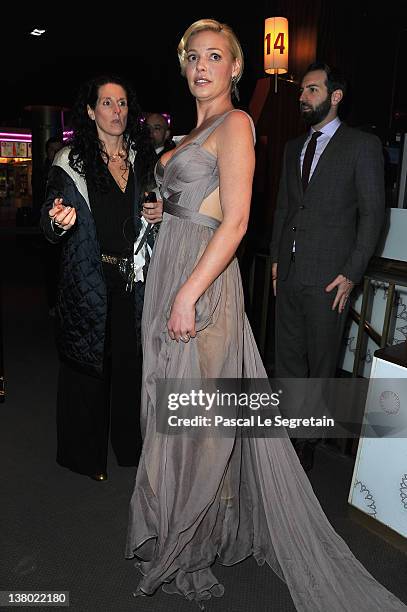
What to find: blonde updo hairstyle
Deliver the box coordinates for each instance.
[177,19,244,84]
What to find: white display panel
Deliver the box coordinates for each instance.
[349,356,407,537]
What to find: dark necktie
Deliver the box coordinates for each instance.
[302,131,322,191]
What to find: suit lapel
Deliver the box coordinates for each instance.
[306,123,346,190]
[294,135,307,195]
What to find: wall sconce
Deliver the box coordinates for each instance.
[264,17,289,92]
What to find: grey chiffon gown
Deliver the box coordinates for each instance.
[126,111,406,610]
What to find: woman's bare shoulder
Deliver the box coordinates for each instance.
[218,110,256,145]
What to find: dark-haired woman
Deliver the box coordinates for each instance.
[41,75,161,481]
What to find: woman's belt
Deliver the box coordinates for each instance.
[163,199,220,230]
[101,253,135,292]
[101,253,129,265]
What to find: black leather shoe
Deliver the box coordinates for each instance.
[90,472,108,481]
[294,441,316,472]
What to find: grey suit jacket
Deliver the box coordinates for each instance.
[270,124,385,286]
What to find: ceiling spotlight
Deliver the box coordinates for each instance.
[30,29,46,36]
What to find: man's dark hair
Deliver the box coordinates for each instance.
[45,136,63,151]
[305,62,347,96]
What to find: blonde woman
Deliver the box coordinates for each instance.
[126,19,406,611]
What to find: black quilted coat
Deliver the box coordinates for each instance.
[40,147,144,377]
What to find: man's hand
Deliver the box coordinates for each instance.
[272,263,278,297]
[325,274,355,312]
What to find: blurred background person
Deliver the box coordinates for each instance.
[145,112,175,160]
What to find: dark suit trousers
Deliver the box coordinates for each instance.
[56,273,143,476]
[275,259,349,379]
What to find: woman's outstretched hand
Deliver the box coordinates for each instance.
[48,198,77,230]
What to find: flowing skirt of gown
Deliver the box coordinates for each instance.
[125,208,406,611]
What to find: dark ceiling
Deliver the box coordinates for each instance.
[2,4,406,135]
[1,11,264,131]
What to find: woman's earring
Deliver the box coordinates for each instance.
[231,76,240,102]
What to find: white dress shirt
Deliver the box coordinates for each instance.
[300,117,341,179]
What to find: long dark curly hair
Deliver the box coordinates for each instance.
[68,74,156,193]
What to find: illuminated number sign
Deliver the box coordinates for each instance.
[265,31,285,55]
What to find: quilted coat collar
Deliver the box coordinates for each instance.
[53,145,137,210]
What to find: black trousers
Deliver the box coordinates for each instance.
[275,259,349,379]
[56,276,143,476]
[275,260,349,454]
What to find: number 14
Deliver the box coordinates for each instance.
[265,32,285,54]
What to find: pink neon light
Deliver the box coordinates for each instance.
[0,132,30,138]
[0,130,73,140]
[0,138,31,143]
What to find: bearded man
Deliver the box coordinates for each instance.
[270,62,385,470]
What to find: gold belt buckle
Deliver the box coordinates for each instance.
[102,254,118,265]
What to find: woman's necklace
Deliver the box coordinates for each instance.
[108,149,126,163]
[108,157,129,192]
